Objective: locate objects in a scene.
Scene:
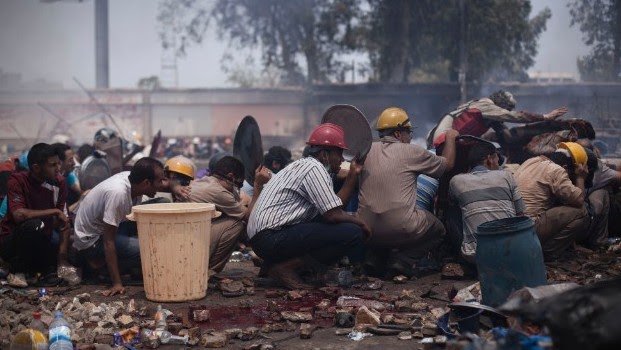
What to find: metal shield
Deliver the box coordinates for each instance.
[321,104,372,161]
[233,115,264,184]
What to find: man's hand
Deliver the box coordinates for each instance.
[254,165,271,189]
[102,283,126,297]
[575,163,589,178]
[172,183,192,201]
[444,129,459,140]
[544,107,569,121]
[348,158,364,178]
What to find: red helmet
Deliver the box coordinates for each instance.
[307,123,348,149]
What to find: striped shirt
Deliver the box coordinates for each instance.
[247,157,342,240]
[449,166,524,259]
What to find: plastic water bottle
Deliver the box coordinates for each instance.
[159,330,189,345]
[48,311,72,350]
[30,312,48,335]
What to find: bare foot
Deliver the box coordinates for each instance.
[268,259,313,290]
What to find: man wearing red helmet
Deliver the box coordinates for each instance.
[247,123,371,289]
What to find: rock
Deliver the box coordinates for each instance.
[336,296,390,312]
[116,315,134,328]
[398,331,413,340]
[245,287,255,296]
[266,300,280,312]
[192,309,210,322]
[441,263,465,279]
[381,314,395,324]
[287,290,304,300]
[410,302,429,312]
[362,278,384,290]
[299,323,316,339]
[315,299,330,310]
[399,289,418,300]
[93,334,114,345]
[224,328,242,339]
[200,332,229,348]
[281,311,313,322]
[239,327,259,341]
[430,307,447,320]
[265,289,286,298]
[335,329,351,336]
[355,306,380,326]
[220,280,245,297]
[393,275,409,284]
[395,300,413,312]
[422,323,437,336]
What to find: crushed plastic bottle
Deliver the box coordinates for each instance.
[154,305,167,331]
[30,312,48,335]
[57,264,81,286]
[159,330,189,344]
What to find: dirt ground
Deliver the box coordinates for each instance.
[30,245,620,350]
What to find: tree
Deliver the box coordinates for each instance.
[137,76,161,90]
[365,0,550,83]
[158,0,365,86]
[569,0,621,81]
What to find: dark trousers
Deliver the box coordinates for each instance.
[0,219,56,274]
[250,221,365,267]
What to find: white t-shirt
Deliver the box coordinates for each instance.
[73,172,142,250]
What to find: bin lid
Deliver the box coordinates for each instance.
[131,202,216,214]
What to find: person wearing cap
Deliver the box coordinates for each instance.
[577,139,621,248]
[428,90,568,148]
[247,123,370,290]
[168,155,269,275]
[514,142,590,259]
[447,142,524,263]
[357,107,458,278]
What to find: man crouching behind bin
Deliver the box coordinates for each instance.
[247,123,371,290]
[73,157,167,296]
[165,155,270,276]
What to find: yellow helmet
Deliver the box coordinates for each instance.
[376,107,412,131]
[557,142,587,166]
[164,155,196,179]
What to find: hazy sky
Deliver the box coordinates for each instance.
[0,0,589,89]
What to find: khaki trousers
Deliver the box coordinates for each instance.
[208,217,245,275]
[535,205,589,259]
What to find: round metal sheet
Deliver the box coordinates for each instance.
[233,115,264,184]
[321,104,372,161]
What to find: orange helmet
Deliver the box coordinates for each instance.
[557,142,587,166]
[307,123,348,149]
[164,155,196,179]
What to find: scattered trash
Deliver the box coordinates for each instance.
[336,296,391,311]
[348,330,372,341]
[57,264,82,286]
[452,282,481,303]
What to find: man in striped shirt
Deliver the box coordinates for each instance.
[248,123,370,289]
[448,142,524,263]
